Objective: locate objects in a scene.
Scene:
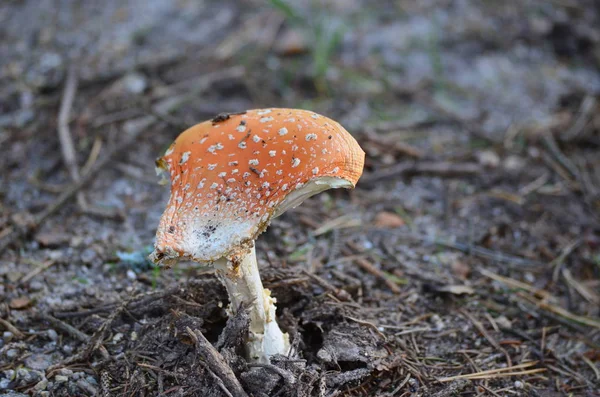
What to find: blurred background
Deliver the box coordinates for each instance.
[1,1,599,396]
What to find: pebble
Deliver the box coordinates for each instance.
[54,375,68,383]
[34,378,48,391]
[514,380,524,389]
[5,349,18,359]
[80,248,97,264]
[46,329,58,341]
[16,368,42,386]
[430,314,445,331]
[503,155,525,173]
[24,354,55,371]
[126,270,137,280]
[122,72,147,95]
[2,332,13,343]
[0,379,11,390]
[2,370,14,380]
[58,368,73,376]
[476,150,500,168]
[495,315,512,329]
[85,376,98,386]
[29,280,44,291]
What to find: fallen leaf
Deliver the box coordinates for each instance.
[434,285,475,295]
[374,212,405,228]
[35,231,70,247]
[451,260,471,280]
[10,297,33,310]
[274,29,309,56]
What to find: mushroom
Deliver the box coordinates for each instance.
[150,108,364,363]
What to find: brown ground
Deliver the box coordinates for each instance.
[1,1,599,396]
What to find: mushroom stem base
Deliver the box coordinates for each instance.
[214,246,289,363]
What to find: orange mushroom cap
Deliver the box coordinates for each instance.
[150,108,364,264]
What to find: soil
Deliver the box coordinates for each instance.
[1,1,599,396]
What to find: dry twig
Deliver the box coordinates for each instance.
[185,327,248,397]
[57,66,87,209]
[437,361,544,382]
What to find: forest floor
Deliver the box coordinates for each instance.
[1,1,599,396]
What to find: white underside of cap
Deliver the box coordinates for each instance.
[273,176,353,218]
[177,217,256,262]
[165,176,352,263]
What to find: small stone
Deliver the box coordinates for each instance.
[25,354,54,371]
[2,332,13,343]
[54,375,68,383]
[476,150,500,168]
[514,380,524,389]
[524,272,535,283]
[34,379,48,391]
[122,73,147,95]
[112,333,124,343]
[126,270,136,280]
[5,349,19,359]
[85,376,98,385]
[495,315,512,329]
[430,314,445,331]
[80,248,97,264]
[316,348,333,363]
[29,281,44,291]
[58,368,73,376]
[46,329,58,341]
[503,155,525,173]
[0,378,11,390]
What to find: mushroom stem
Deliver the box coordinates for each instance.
[214,245,289,363]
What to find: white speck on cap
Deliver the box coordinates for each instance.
[249,159,259,166]
[269,150,276,157]
[208,164,217,170]
[291,158,300,168]
[180,151,191,164]
[257,109,272,115]
[312,167,319,175]
[238,142,247,149]
[236,124,246,132]
[252,135,261,143]
[260,116,274,123]
[278,127,288,136]
[305,133,317,141]
[218,172,227,178]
